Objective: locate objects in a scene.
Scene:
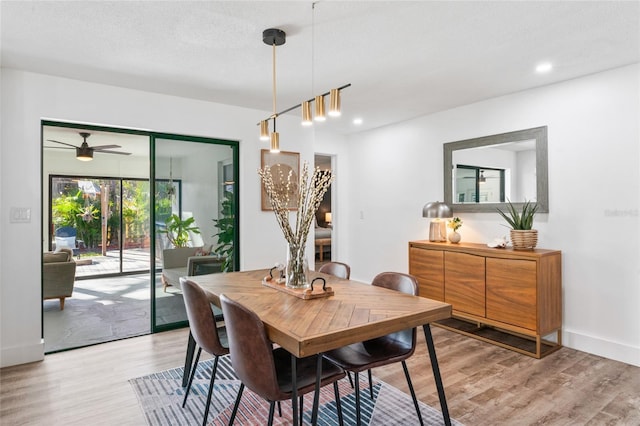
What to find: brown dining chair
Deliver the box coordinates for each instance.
[323,272,424,426]
[180,278,230,426]
[318,261,351,279]
[220,294,346,426]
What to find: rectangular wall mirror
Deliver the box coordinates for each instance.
[444,126,548,213]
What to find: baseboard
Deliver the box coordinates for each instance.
[0,340,45,368]
[563,330,640,367]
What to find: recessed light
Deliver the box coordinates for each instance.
[353,118,363,125]
[536,62,552,73]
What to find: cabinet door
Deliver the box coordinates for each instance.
[409,247,444,301]
[486,258,537,330]
[444,252,485,316]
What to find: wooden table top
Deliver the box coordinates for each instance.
[189,269,452,357]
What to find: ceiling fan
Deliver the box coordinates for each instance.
[46,132,131,161]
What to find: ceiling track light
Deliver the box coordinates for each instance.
[257,28,351,147]
[314,95,326,121]
[270,131,280,153]
[301,101,313,126]
[329,88,341,117]
[260,120,270,141]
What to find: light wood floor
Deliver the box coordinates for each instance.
[1,326,638,425]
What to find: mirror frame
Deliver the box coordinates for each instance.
[444,126,548,213]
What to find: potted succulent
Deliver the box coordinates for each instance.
[497,200,539,250]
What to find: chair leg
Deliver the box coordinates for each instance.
[277,401,282,417]
[202,356,220,426]
[268,401,276,426]
[228,383,245,426]
[182,332,197,387]
[354,371,361,426]
[59,297,65,310]
[402,360,424,426]
[367,369,374,400]
[333,381,344,426]
[347,371,354,388]
[182,348,202,407]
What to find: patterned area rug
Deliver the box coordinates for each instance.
[130,356,462,425]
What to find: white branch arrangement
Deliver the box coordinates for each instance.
[258,161,334,253]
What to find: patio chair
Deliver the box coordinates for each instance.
[54,226,84,259]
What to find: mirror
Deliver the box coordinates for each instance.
[444,126,548,213]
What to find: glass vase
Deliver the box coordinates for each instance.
[286,243,309,289]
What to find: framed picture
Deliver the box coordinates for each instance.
[260,149,300,211]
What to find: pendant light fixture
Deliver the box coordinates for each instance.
[257,12,351,149]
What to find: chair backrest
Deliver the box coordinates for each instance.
[55,226,77,238]
[365,272,419,350]
[318,261,351,279]
[371,271,418,296]
[180,278,227,356]
[55,226,77,250]
[220,294,282,401]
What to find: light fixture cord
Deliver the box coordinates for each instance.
[272,42,277,116]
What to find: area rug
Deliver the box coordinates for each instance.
[130,355,462,425]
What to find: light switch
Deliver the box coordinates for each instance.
[10,207,31,223]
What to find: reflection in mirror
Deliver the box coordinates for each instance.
[444,126,548,213]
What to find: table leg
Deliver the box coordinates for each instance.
[422,324,451,426]
[291,355,299,426]
[311,354,323,424]
[182,331,196,387]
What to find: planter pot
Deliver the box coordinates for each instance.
[448,231,461,244]
[510,229,538,250]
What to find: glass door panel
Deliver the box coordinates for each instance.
[153,136,238,331]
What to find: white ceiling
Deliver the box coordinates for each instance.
[3,1,639,136]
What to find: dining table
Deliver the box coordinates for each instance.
[186,269,453,426]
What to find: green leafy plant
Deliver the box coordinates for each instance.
[497,200,539,230]
[447,217,463,231]
[212,191,235,272]
[160,214,200,248]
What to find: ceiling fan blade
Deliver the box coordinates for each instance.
[91,144,121,150]
[96,150,132,156]
[47,139,78,148]
[44,145,74,150]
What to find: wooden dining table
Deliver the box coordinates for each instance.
[187,269,453,426]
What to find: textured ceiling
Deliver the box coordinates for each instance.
[2,1,639,135]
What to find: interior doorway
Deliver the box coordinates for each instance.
[314,154,333,267]
[42,122,239,353]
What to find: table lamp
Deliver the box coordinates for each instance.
[325,212,332,226]
[422,201,453,242]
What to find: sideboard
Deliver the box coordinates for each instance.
[409,240,562,358]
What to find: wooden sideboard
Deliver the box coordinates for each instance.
[409,240,562,358]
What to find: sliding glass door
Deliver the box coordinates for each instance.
[42,121,239,350]
[152,135,239,331]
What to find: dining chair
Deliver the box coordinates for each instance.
[323,272,425,426]
[318,261,351,279]
[180,278,230,426]
[220,294,346,426]
[318,261,355,387]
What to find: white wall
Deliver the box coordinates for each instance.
[345,64,640,366]
[2,64,638,368]
[0,69,333,367]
